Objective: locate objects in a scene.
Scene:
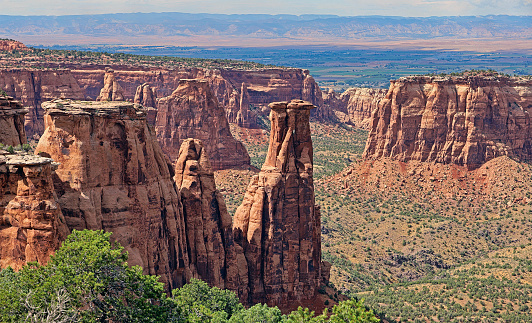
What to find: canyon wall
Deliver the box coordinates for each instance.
[233,99,328,306]
[156,79,251,170]
[0,69,85,137]
[35,100,192,289]
[1,64,332,142]
[364,75,532,168]
[0,96,27,146]
[0,152,69,270]
[323,87,386,129]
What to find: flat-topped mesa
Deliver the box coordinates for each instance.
[0,96,28,146]
[156,79,251,170]
[233,99,329,307]
[97,68,125,102]
[174,138,249,299]
[364,75,532,168]
[0,151,69,270]
[35,99,192,289]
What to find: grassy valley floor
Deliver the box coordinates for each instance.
[219,121,532,322]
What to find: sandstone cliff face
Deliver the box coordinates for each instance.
[233,99,328,306]
[97,68,125,101]
[0,96,28,146]
[341,88,386,129]
[0,69,84,138]
[1,65,330,139]
[156,79,251,170]
[174,138,249,297]
[0,152,69,270]
[35,100,192,289]
[364,75,532,168]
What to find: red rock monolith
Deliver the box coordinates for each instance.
[233,99,328,306]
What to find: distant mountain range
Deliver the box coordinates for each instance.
[0,13,530,49]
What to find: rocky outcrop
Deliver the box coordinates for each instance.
[134,83,157,126]
[97,68,125,101]
[0,69,85,138]
[302,71,327,120]
[341,88,386,129]
[134,82,157,108]
[0,151,69,270]
[156,79,251,170]
[233,99,328,306]
[0,40,29,52]
[0,96,28,146]
[174,138,249,297]
[364,75,532,168]
[35,100,191,289]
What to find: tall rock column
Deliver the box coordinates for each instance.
[174,138,249,299]
[134,83,158,126]
[233,99,328,306]
[97,68,125,101]
[236,82,252,128]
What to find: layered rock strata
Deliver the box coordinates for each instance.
[0,69,84,137]
[2,65,330,138]
[341,88,386,129]
[364,75,532,168]
[0,96,28,146]
[35,100,191,289]
[96,68,125,101]
[156,79,250,170]
[233,99,328,306]
[174,138,248,297]
[0,152,69,270]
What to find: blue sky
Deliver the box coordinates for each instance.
[1,0,531,16]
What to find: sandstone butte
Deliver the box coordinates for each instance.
[156,79,251,170]
[174,138,249,299]
[363,75,532,168]
[35,99,192,289]
[0,96,28,146]
[233,99,330,307]
[0,151,69,270]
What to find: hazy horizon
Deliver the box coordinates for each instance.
[2,0,530,17]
